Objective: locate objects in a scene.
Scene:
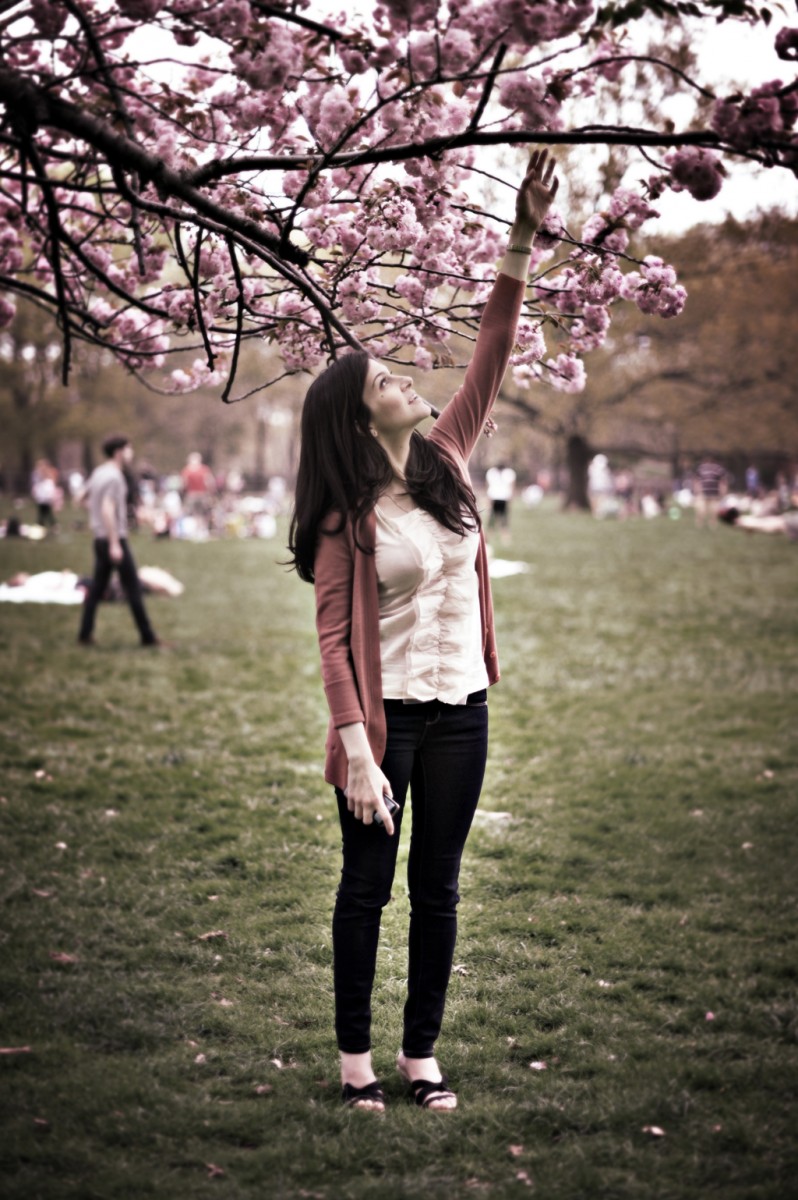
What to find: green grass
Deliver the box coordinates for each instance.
[1,504,796,1199]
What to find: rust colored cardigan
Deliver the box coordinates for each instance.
[314,272,525,789]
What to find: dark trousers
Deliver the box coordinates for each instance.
[78,537,157,645]
[332,692,488,1057]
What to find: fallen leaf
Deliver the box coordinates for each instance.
[508,1144,524,1158]
[598,979,614,989]
[706,1011,716,1021]
[529,1060,547,1071]
[31,889,55,899]
[254,1083,273,1095]
[642,1125,666,1137]
[194,1054,207,1064]
[198,930,228,941]
[741,842,754,851]
[104,809,119,819]
[35,770,53,782]
[453,963,468,976]
[515,1169,533,1186]
[205,1163,225,1178]
[0,1046,32,1055]
[48,951,78,965]
[270,1057,284,1069]
[54,842,68,851]
[216,997,234,1007]
[762,769,774,779]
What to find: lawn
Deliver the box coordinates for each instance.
[1,504,796,1199]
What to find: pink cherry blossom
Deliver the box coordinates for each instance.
[498,71,564,131]
[775,29,798,61]
[712,80,797,149]
[546,352,586,393]
[30,0,67,36]
[0,295,16,329]
[666,147,725,201]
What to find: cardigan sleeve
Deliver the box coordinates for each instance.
[429,272,525,467]
[314,516,366,728]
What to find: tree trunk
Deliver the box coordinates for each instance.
[563,434,592,510]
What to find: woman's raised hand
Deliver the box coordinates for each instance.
[515,149,559,234]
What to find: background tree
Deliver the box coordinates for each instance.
[0,297,255,490]
[0,0,795,417]
[493,210,798,504]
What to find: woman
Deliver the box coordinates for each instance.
[288,151,559,1111]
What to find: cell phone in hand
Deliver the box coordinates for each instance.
[373,793,399,827]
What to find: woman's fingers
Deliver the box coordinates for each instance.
[525,147,558,194]
[376,795,396,836]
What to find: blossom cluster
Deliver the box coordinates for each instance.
[665,147,726,202]
[712,79,798,151]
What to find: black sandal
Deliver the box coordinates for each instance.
[397,1056,457,1109]
[341,1080,386,1111]
[406,1075,457,1109]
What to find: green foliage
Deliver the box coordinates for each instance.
[0,509,796,1198]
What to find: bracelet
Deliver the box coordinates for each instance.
[507,242,534,254]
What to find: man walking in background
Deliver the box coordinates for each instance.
[77,435,160,647]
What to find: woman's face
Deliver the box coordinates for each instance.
[363,360,428,437]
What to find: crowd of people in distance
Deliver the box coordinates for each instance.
[3,450,797,545]
[581,453,798,536]
[2,452,288,543]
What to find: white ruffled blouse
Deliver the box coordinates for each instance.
[374,503,489,704]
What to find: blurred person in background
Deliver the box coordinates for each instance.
[77,435,160,648]
[485,463,517,537]
[180,451,216,523]
[694,455,728,528]
[31,458,60,531]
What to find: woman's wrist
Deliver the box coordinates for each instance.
[507,222,538,252]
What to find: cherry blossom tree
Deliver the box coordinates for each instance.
[0,0,795,405]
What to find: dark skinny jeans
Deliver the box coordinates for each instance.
[332,691,488,1058]
[78,537,157,645]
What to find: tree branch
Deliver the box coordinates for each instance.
[0,67,310,269]
[188,125,783,184]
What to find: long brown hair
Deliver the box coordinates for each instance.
[287,352,481,583]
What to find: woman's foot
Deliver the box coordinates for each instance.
[340,1050,385,1112]
[397,1050,457,1110]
